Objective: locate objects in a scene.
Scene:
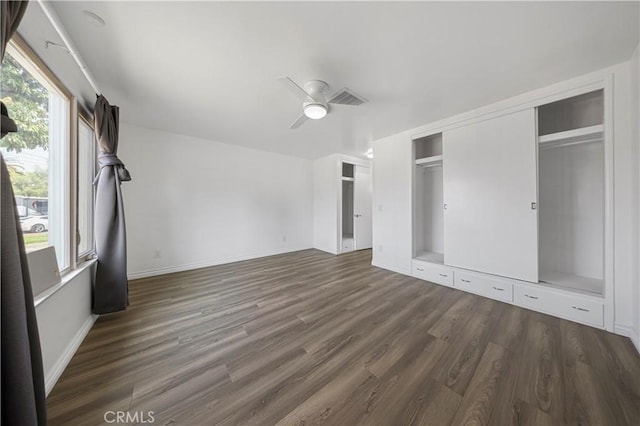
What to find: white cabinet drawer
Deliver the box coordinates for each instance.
[454,271,513,303]
[412,260,454,287]
[514,286,604,328]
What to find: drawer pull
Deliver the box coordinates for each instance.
[416,267,424,271]
[439,273,448,277]
[492,286,504,291]
[572,306,590,312]
[525,294,538,300]
[461,279,471,283]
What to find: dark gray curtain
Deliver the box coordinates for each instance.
[1,157,46,426]
[0,0,28,60]
[1,2,47,425]
[93,95,131,314]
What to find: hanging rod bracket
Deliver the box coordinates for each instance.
[45,41,70,53]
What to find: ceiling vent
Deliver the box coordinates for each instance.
[327,88,368,106]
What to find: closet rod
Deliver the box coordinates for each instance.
[37,0,102,96]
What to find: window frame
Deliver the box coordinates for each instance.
[76,106,96,262]
[6,34,95,275]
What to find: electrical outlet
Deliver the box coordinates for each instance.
[378,245,383,253]
[282,235,287,242]
[153,250,161,259]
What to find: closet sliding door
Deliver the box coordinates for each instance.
[443,109,538,282]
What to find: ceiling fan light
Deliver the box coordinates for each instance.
[304,103,327,120]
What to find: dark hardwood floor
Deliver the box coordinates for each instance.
[47,249,640,425]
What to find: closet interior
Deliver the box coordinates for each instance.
[413,133,444,264]
[537,90,605,295]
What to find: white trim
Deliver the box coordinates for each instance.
[336,153,371,168]
[603,74,615,332]
[337,158,344,254]
[337,155,372,254]
[128,246,313,280]
[45,314,98,396]
[371,260,411,277]
[313,247,339,256]
[614,324,640,355]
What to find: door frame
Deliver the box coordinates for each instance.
[338,158,372,254]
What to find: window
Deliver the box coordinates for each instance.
[77,113,95,259]
[1,37,94,274]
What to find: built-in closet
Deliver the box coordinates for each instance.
[408,83,611,330]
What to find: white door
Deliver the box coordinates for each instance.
[354,165,373,250]
[443,109,538,282]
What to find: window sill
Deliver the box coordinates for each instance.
[34,258,97,308]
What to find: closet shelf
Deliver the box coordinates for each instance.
[415,155,443,168]
[341,176,355,181]
[538,124,603,149]
[414,251,444,264]
[539,270,603,296]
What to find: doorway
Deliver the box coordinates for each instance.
[341,162,372,253]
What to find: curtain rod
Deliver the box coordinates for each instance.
[36,0,102,96]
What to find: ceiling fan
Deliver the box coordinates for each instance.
[278,77,368,129]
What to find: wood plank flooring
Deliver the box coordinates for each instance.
[46,249,640,425]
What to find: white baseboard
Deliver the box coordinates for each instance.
[127,246,313,280]
[371,259,411,277]
[45,314,98,396]
[633,330,640,355]
[312,247,339,255]
[614,324,640,355]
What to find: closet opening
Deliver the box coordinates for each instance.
[413,133,444,264]
[537,89,605,295]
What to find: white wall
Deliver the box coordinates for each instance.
[612,61,636,332]
[118,123,313,278]
[630,43,640,351]
[313,155,339,254]
[35,264,96,395]
[372,61,637,336]
[418,167,444,255]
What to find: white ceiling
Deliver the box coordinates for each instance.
[17,1,640,159]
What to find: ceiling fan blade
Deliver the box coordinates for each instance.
[278,77,316,102]
[289,113,309,129]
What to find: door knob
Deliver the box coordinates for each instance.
[354,214,362,218]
